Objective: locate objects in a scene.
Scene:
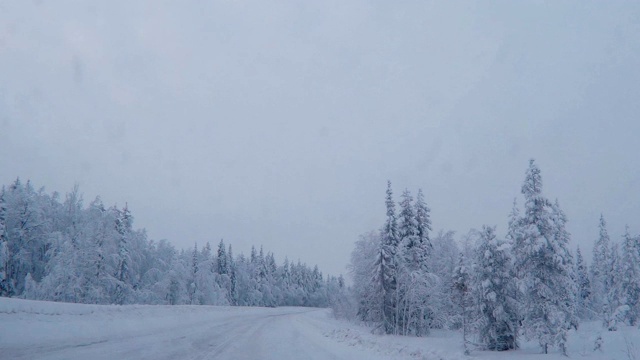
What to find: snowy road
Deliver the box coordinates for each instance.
[0,299,388,360]
[5,298,634,360]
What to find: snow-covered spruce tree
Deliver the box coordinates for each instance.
[189,242,198,304]
[217,240,228,275]
[550,199,579,331]
[280,256,292,305]
[113,205,133,304]
[380,181,399,334]
[513,160,575,355]
[575,246,592,319]
[604,241,624,330]
[396,189,415,334]
[395,188,435,336]
[398,189,418,268]
[619,226,640,325]
[452,253,474,355]
[0,187,11,297]
[227,244,238,305]
[428,230,459,329]
[414,189,433,264]
[475,225,517,351]
[590,214,611,320]
[216,239,232,303]
[349,183,402,333]
[350,231,384,326]
[505,198,523,337]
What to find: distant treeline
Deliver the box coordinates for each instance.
[0,179,346,308]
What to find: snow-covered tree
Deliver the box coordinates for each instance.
[395,188,436,336]
[114,204,133,304]
[550,199,578,331]
[189,243,199,304]
[227,244,238,305]
[3,179,49,294]
[380,181,399,334]
[604,241,624,330]
[452,253,473,355]
[575,246,592,319]
[590,214,611,319]
[619,226,640,325]
[428,230,459,329]
[512,160,575,355]
[0,187,11,297]
[0,178,338,309]
[398,189,418,262]
[475,225,517,351]
[350,231,384,327]
[217,240,228,275]
[414,189,432,264]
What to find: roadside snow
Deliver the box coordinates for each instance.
[1,298,638,359]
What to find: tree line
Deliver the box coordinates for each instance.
[0,179,345,307]
[345,159,639,355]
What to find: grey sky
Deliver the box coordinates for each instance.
[1,1,639,276]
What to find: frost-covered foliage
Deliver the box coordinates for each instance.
[429,230,459,329]
[474,225,517,351]
[345,160,625,356]
[379,181,399,334]
[0,188,11,297]
[0,178,341,308]
[452,253,474,355]
[574,246,591,319]
[619,227,640,325]
[349,183,439,336]
[604,241,624,330]
[511,160,576,355]
[590,215,611,318]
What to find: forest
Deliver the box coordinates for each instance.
[342,159,638,355]
[0,180,345,308]
[2,159,638,356]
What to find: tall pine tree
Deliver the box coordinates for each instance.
[590,214,611,319]
[0,187,11,297]
[379,181,399,334]
[475,225,517,351]
[620,226,640,325]
[512,160,575,355]
[575,246,591,319]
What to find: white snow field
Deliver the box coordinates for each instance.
[1,298,639,360]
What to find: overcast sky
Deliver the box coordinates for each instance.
[1,1,639,276]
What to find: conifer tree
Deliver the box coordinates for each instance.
[575,246,591,319]
[513,160,575,355]
[0,187,11,297]
[217,239,228,275]
[189,242,198,304]
[414,189,432,271]
[378,181,399,334]
[475,225,517,351]
[384,181,399,248]
[399,190,417,245]
[398,189,419,270]
[228,244,237,305]
[591,214,611,319]
[620,226,640,325]
[604,241,623,330]
[452,253,473,355]
[114,204,133,304]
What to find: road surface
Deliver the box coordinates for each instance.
[0,299,386,360]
